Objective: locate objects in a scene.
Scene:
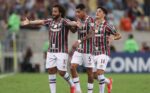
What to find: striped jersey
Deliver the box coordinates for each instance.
[94,20,118,56]
[77,16,95,54]
[44,18,71,53]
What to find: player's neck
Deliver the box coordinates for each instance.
[82,14,88,21]
[98,18,105,23]
[54,16,61,21]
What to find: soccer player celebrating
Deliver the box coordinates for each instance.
[70,4,95,93]
[93,7,121,93]
[21,4,79,93]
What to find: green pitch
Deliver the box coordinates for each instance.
[0,73,150,93]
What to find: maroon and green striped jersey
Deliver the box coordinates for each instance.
[44,18,71,53]
[77,16,95,54]
[94,20,118,56]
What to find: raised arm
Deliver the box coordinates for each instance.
[21,17,45,26]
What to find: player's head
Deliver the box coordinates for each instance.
[52,4,66,19]
[96,6,107,19]
[75,4,86,19]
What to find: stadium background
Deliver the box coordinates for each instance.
[0,0,150,93]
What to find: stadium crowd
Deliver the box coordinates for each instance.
[0,0,150,53]
[0,0,150,31]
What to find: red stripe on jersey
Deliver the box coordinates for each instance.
[102,22,107,54]
[83,33,86,53]
[65,30,69,53]
[90,38,92,53]
[58,32,61,52]
[95,37,98,55]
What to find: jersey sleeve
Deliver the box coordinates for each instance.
[106,23,118,35]
[63,18,71,25]
[43,18,52,25]
[88,17,95,31]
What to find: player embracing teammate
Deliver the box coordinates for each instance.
[70,5,121,93]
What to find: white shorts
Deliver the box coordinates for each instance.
[71,51,94,68]
[46,52,68,71]
[93,54,110,72]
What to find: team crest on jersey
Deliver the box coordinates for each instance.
[90,23,94,26]
[51,23,62,32]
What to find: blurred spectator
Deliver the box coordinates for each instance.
[24,0,35,10]
[66,0,76,20]
[144,0,150,16]
[0,20,7,31]
[88,0,97,17]
[0,0,7,21]
[112,10,124,27]
[126,0,144,23]
[42,40,49,59]
[35,0,47,19]
[21,47,34,72]
[105,0,114,10]
[113,0,124,10]
[8,11,21,34]
[0,0,148,32]
[135,15,149,31]
[107,10,115,25]
[124,34,139,53]
[141,42,150,52]
[97,0,106,6]
[120,13,132,31]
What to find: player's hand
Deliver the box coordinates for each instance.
[21,17,30,25]
[72,40,80,49]
[69,41,80,57]
[76,20,82,28]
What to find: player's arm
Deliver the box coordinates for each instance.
[80,30,95,43]
[69,29,95,57]
[71,18,95,48]
[69,26,77,33]
[107,24,122,40]
[71,26,95,49]
[21,17,45,26]
[64,19,79,33]
[78,18,95,43]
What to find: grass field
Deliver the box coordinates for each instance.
[0,73,150,93]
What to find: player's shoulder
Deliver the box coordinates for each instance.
[88,16,94,21]
[105,21,114,27]
[62,18,71,23]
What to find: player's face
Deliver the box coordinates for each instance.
[75,9,84,19]
[96,8,105,19]
[52,7,61,19]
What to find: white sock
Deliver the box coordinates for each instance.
[64,72,75,87]
[73,77,81,92]
[88,83,93,93]
[48,74,56,93]
[98,75,105,93]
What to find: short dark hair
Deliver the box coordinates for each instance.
[76,4,86,10]
[97,6,108,15]
[53,4,66,18]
